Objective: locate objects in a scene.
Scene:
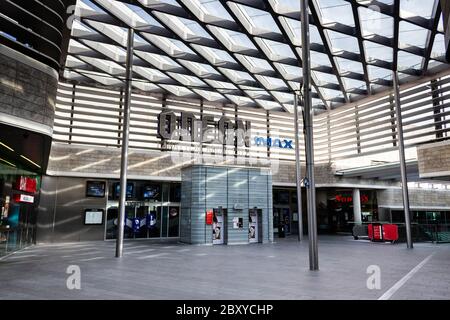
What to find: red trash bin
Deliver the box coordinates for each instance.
[382,224,398,243]
[368,223,383,241]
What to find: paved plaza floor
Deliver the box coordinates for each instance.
[0,235,449,300]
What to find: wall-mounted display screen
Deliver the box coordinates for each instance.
[114,182,134,199]
[86,181,106,198]
[84,209,104,225]
[142,184,161,201]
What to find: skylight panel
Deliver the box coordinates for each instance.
[66,55,88,69]
[132,82,160,92]
[311,70,339,85]
[320,87,343,99]
[142,34,196,57]
[218,68,255,85]
[255,38,296,61]
[342,78,366,91]
[208,26,257,53]
[225,95,254,106]
[279,17,302,47]
[326,30,359,54]
[245,89,272,100]
[368,65,392,82]
[81,40,126,63]
[134,51,183,71]
[154,12,214,42]
[228,2,282,37]
[255,99,283,111]
[168,73,208,87]
[255,75,288,91]
[204,79,238,90]
[178,60,221,77]
[138,0,181,7]
[400,0,436,20]
[192,45,238,66]
[399,21,429,49]
[235,54,274,74]
[193,89,226,102]
[160,84,195,97]
[363,40,393,63]
[79,56,125,75]
[359,6,393,39]
[181,0,234,24]
[272,91,294,104]
[314,0,355,27]
[133,66,171,83]
[431,34,446,61]
[95,0,153,29]
[310,51,332,68]
[85,20,128,47]
[335,57,364,75]
[397,51,424,71]
[269,0,301,15]
[274,63,302,81]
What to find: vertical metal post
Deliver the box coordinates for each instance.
[294,94,303,241]
[116,28,134,258]
[301,0,319,270]
[393,70,413,249]
[69,84,76,144]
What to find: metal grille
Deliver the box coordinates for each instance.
[54,74,450,163]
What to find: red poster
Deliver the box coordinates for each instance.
[15,177,37,194]
[205,210,213,225]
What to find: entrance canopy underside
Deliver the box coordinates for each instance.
[64,0,449,113]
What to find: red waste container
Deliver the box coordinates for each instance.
[368,223,383,241]
[368,223,398,243]
[382,224,398,243]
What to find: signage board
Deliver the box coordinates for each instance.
[84,209,104,225]
[14,194,34,204]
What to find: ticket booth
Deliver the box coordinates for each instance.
[249,208,263,244]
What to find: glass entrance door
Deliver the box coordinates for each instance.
[273,207,291,235]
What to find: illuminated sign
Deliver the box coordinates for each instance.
[158,110,251,147]
[14,194,34,204]
[335,194,369,204]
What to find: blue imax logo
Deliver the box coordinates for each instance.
[254,137,293,149]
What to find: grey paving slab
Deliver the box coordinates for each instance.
[0,236,449,300]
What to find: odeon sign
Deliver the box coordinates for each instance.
[157,110,293,150]
[158,109,251,147]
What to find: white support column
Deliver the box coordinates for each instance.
[353,189,362,224]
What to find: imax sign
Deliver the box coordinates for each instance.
[254,137,293,149]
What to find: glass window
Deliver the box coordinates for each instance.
[170,184,181,203]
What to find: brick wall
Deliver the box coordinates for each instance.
[0,51,57,131]
[417,141,450,178]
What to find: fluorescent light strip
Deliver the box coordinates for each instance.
[0,142,14,152]
[20,155,41,169]
[0,158,16,167]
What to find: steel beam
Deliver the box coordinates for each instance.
[301,0,319,270]
[116,27,134,258]
[294,93,303,241]
[393,70,413,249]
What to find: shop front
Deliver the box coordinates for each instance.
[0,162,41,256]
[104,181,181,240]
[327,190,378,233]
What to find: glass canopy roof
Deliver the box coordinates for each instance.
[64,0,448,112]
